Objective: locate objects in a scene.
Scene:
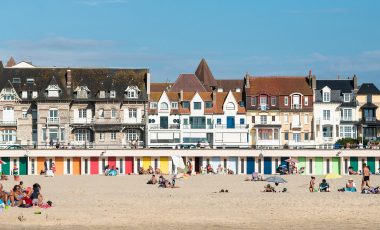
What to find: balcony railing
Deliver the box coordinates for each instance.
[183,124,213,129]
[0,120,17,126]
[94,118,120,123]
[341,117,353,121]
[47,117,60,124]
[149,124,180,129]
[292,104,302,109]
[70,118,94,124]
[214,124,249,129]
[290,122,301,129]
[364,117,376,122]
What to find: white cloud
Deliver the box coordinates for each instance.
[78,0,128,6]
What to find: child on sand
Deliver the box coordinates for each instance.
[309,176,315,192]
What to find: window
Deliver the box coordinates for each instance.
[284,132,289,140]
[99,132,105,141]
[260,96,267,105]
[260,115,267,124]
[79,109,87,118]
[207,118,212,125]
[126,86,139,99]
[284,97,289,106]
[22,91,27,99]
[272,116,275,122]
[126,129,140,141]
[323,126,333,138]
[323,92,330,102]
[304,115,308,124]
[182,101,190,108]
[205,101,212,108]
[22,110,27,118]
[0,129,16,143]
[367,94,372,103]
[42,129,47,141]
[304,133,309,140]
[99,109,104,118]
[251,97,257,106]
[271,96,276,106]
[284,114,288,123]
[32,91,38,99]
[27,78,35,84]
[339,126,356,138]
[343,93,351,102]
[74,129,90,142]
[239,101,245,107]
[240,118,245,125]
[111,109,117,118]
[226,102,235,110]
[190,116,206,129]
[129,108,137,118]
[183,118,189,125]
[160,102,168,110]
[342,109,352,121]
[99,91,106,98]
[293,133,301,142]
[194,102,201,110]
[110,90,116,98]
[12,78,21,84]
[251,116,255,123]
[304,97,308,106]
[2,88,15,100]
[111,131,117,140]
[323,110,330,121]
[150,102,158,109]
[171,102,178,109]
[60,128,65,141]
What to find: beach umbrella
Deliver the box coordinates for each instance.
[0,160,6,165]
[324,173,342,179]
[285,158,299,163]
[265,176,287,184]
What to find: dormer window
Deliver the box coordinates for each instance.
[1,88,18,101]
[46,85,61,97]
[110,90,116,98]
[12,78,21,84]
[171,102,178,109]
[343,93,351,102]
[125,86,140,99]
[182,101,190,109]
[26,78,35,84]
[74,86,90,99]
[22,91,28,99]
[271,96,276,106]
[32,91,38,99]
[235,88,241,92]
[99,91,106,98]
[217,88,223,92]
[150,102,158,109]
[205,101,213,108]
[323,92,330,102]
[260,95,267,106]
[160,102,168,110]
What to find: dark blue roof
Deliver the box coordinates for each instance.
[316,80,354,93]
[358,83,380,95]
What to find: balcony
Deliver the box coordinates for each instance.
[0,120,17,126]
[291,104,302,109]
[364,117,377,122]
[341,117,353,122]
[183,124,213,129]
[149,124,180,129]
[94,118,120,124]
[290,122,301,129]
[214,124,249,129]
[47,117,60,124]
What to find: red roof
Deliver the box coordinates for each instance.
[169,74,208,92]
[247,76,313,96]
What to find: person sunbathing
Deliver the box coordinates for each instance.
[147,175,157,185]
[10,185,24,207]
[319,179,330,192]
[345,178,357,192]
[0,183,9,205]
[155,168,161,175]
[348,166,358,175]
[262,184,276,192]
[148,166,154,174]
[1,172,8,180]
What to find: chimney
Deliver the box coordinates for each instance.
[244,72,250,88]
[66,69,72,88]
[212,90,216,107]
[180,89,183,102]
[353,74,358,90]
[146,72,151,96]
[312,75,316,90]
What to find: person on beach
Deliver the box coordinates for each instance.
[348,166,358,175]
[30,183,43,207]
[345,178,357,192]
[147,175,157,185]
[10,185,24,207]
[319,179,330,192]
[0,183,9,205]
[13,165,20,181]
[1,172,8,180]
[309,176,316,192]
[262,184,276,192]
[361,163,370,191]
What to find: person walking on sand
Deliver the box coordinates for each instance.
[361,163,371,191]
[309,176,316,192]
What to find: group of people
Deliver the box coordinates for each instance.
[201,164,234,175]
[262,183,287,193]
[147,175,178,188]
[104,165,119,176]
[138,166,161,175]
[309,177,331,192]
[0,181,51,208]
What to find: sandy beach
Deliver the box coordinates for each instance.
[0,174,379,229]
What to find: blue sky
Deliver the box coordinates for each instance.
[1,0,380,85]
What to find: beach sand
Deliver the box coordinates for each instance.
[0,174,379,229]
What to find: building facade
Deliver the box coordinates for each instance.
[245,75,315,149]
[0,61,150,149]
[313,77,358,148]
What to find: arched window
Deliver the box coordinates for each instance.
[160,102,168,110]
[226,102,235,110]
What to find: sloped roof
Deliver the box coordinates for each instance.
[0,67,148,101]
[358,83,380,95]
[150,83,172,92]
[247,76,313,96]
[316,80,354,93]
[195,58,217,87]
[216,79,244,92]
[169,74,208,92]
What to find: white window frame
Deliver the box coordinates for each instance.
[304,97,308,106]
[171,102,178,109]
[111,131,117,141]
[284,96,289,106]
[344,93,351,102]
[323,110,330,121]
[99,132,105,141]
[111,109,117,118]
[79,109,87,119]
[150,102,158,109]
[110,90,116,98]
[129,108,137,118]
[323,92,331,102]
